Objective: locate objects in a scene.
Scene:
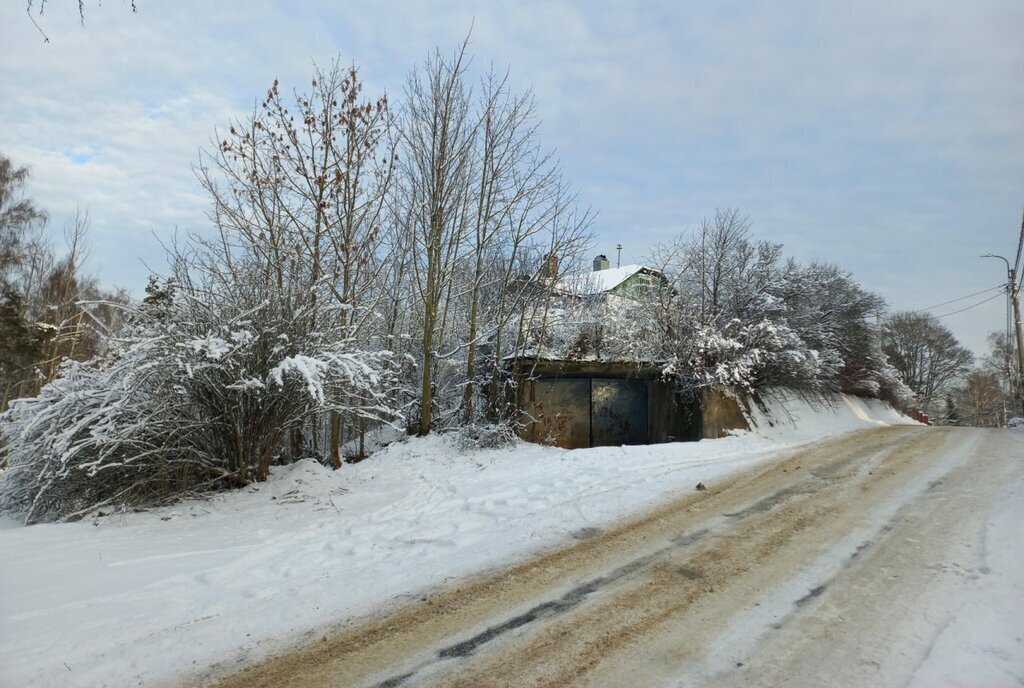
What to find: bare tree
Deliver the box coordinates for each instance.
[196,60,398,465]
[697,208,752,323]
[458,69,595,424]
[954,370,1004,427]
[394,42,477,435]
[883,311,973,417]
[392,43,594,434]
[0,154,48,293]
[982,331,1020,415]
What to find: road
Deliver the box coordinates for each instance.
[210,426,1022,687]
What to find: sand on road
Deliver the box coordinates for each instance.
[210,426,1022,687]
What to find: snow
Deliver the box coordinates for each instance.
[694,424,991,683]
[270,354,329,403]
[905,468,1024,688]
[184,333,234,361]
[2,393,916,687]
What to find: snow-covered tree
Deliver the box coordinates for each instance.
[391,42,591,434]
[557,208,912,406]
[195,60,402,466]
[0,269,401,523]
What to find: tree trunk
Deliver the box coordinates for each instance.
[329,410,342,468]
[420,314,435,434]
[257,430,281,482]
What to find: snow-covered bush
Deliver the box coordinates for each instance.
[454,420,519,451]
[541,209,916,408]
[0,276,402,523]
[0,350,176,523]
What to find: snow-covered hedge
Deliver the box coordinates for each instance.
[0,281,401,524]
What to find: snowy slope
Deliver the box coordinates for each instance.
[1,393,911,687]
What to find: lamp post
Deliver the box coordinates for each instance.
[981,253,1024,415]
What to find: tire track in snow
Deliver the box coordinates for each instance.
[210,425,946,688]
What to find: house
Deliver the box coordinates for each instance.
[556,254,668,302]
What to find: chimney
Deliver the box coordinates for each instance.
[593,254,610,271]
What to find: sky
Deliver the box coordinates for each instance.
[1,0,1022,355]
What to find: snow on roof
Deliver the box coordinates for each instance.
[557,264,654,295]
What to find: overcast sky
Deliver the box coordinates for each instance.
[2,1,1022,354]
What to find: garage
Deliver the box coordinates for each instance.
[516,360,702,448]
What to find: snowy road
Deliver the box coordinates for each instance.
[212,426,1024,688]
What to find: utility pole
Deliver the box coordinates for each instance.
[982,252,1024,414]
[615,244,622,268]
[1013,269,1024,415]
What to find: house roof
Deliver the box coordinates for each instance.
[557,264,658,295]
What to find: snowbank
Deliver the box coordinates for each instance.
[0,393,912,687]
[747,389,913,439]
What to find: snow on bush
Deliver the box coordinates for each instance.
[0,279,402,524]
[538,209,913,409]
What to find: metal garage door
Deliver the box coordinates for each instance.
[591,378,648,446]
[525,377,651,448]
[527,378,591,448]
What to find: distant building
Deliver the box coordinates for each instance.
[556,256,668,302]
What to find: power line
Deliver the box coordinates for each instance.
[911,284,1004,313]
[934,291,1005,319]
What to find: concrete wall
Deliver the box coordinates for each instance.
[649,382,701,442]
[700,387,751,438]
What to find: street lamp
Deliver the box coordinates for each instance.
[981,253,1011,273]
[981,253,1024,416]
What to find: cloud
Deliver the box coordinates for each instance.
[1,0,1021,353]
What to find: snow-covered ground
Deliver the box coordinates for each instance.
[2,394,913,687]
[905,463,1024,688]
